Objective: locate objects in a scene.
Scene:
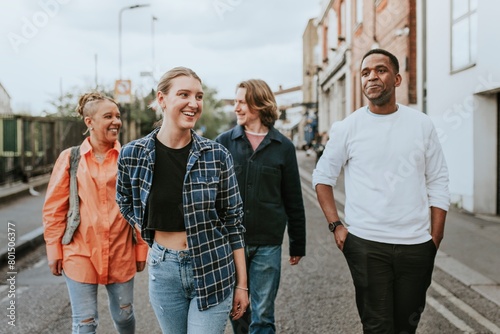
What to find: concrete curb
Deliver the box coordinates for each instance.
[0,174,50,266]
[0,226,45,265]
[0,174,51,203]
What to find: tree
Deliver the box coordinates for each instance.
[195,84,233,139]
[47,87,80,117]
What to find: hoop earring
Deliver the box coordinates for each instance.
[82,127,92,135]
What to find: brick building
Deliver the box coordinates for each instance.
[304,0,500,215]
[303,0,416,134]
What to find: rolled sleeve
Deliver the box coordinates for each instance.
[312,121,346,189]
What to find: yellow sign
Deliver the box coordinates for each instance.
[114,80,132,103]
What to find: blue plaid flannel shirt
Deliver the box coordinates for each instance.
[116,128,245,311]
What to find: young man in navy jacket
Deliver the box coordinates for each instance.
[216,79,306,334]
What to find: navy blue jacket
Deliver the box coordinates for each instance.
[216,125,306,256]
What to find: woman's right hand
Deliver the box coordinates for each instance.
[48,259,63,276]
[230,288,249,320]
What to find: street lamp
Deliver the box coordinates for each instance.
[119,4,150,79]
[151,15,158,71]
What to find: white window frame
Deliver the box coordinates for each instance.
[450,0,477,72]
[356,0,363,25]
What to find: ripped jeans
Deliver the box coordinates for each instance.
[64,275,135,334]
[148,241,233,334]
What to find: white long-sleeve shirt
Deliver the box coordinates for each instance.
[312,105,450,244]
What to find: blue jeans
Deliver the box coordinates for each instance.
[343,233,437,334]
[231,245,282,334]
[148,241,233,334]
[64,275,135,334]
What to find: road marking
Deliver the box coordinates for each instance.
[0,286,28,304]
[426,296,475,333]
[431,281,500,333]
[33,258,46,269]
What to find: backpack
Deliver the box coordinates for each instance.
[61,146,81,245]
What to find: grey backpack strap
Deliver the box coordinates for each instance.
[62,146,81,245]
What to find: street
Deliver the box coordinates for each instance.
[1,150,500,333]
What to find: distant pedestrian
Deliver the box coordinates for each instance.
[43,92,148,334]
[216,79,306,334]
[116,66,249,334]
[313,49,450,333]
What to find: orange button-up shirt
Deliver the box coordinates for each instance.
[43,138,148,285]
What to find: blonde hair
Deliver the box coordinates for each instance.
[237,79,278,127]
[76,92,118,118]
[157,66,202,95]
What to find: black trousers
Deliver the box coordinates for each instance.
[343,233,437,334]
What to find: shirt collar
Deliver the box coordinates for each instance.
[80,137,121,155]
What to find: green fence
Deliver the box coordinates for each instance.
[0,115,86,186]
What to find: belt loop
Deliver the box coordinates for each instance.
[160,246,167,261]
[155,242,167,261]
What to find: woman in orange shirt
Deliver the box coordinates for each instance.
[43,92,148,334]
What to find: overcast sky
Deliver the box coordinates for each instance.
[0,0,320,114]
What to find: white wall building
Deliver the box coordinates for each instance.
[424,0,500,214]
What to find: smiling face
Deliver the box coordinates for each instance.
[158,75,203,131]
[84,99,121,145]
[234,87,261,128]
[361,53,402,106]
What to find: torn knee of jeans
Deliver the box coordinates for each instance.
[79,317,97,326]
[120,303,133,313]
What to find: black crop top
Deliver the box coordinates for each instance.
[147,138,191,232]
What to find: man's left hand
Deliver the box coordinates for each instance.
[289,256,302,265]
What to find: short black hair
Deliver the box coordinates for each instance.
[361,48,400,73]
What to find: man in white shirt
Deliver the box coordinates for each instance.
[313,48,450,334]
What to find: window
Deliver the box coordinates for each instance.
[356,0,363,25]
[327,8,338,49]
[451,0,477,71]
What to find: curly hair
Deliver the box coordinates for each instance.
[76,92,118,118]
[237,79,278,128]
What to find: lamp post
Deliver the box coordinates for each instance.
[151,15,157,71]
[314,65,321,140]
[119,4,150,79]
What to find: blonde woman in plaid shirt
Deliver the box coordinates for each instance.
[116,67,248,334]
